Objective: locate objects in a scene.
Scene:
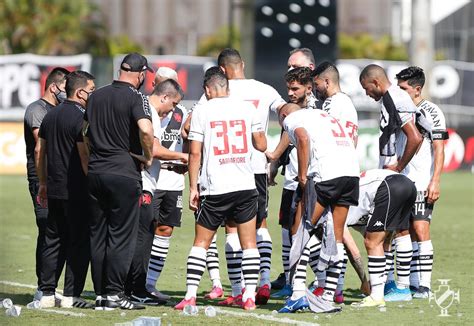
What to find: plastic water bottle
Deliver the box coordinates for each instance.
[182,304,198,316]
[132,317,161,326]
[26,300,41,309]
[1,298,13,309]
[5,305,21,317]
[204,306,216,317]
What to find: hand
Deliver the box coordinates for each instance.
[179,153,189,164]
[298,177,307,190]
[360,279,371,296]
[383,163,399,172]
[37,184,48,208]
[189,188,199,211]
[130,152,153,168]
[426,180,440,204]
[265,151,276,162]
[267,162,279,186]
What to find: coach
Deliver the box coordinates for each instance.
[84,53,154,310]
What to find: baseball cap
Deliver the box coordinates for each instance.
[120,53,154,73]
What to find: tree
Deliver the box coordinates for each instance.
[0,0,141,56]
[338,33,408,61]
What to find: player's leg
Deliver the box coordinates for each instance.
[412,216,433,298]
[204,233,224,299]
[254,174,272,305]
[234,189,261,310]
[146,190,182,301]
[383,235,396,294]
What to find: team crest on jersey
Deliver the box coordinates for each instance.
[173,112,182,123]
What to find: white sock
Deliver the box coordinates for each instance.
[207,234,222,288]
[394,235,412,289]
[418,240,434,289]
[368,255,387,301]
[256,228,272,287]
[242,248,260,302]
[185,246,207,300]
[384,244,395,283]
[410,241,420,288]
[225,232,243,296]
[146,235,170,290]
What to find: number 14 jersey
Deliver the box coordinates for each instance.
[189,97,263,196]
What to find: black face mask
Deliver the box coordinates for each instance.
[138,75,145,90]
[54,87,67,103]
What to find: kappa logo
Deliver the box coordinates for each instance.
[373,221,384,227]
[429,279,460,317]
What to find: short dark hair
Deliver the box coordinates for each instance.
[152,78,184,99]
[285,67,313,85]
[289,48,315,65]
[217,48,242,67]
[359,64,387,82]
[396,66,425,88]
[65,70,95,98]
[203,66,228,89]
[45,67,70,91]
[313,61,339,81]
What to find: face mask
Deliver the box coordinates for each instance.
[137,73,145,90]
[54,87,67,103]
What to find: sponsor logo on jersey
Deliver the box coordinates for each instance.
[161,129,181,142]
[373,221,384,227]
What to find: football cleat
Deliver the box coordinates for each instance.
[145,286,171,301]
[270,273,286,290]
[242,298,256,310]
[351,295,386,308]
[130,291,167,306]
[384,287,412,302]
[271,284,293,298]
[334,290,344,304]
[255,284,270,305]
[174,297,196,310]
[104,293,145,310]
[218,294,242,306]
[205,286,224,299]
[413,286,431,299]
[384,280,397,295]
[312,286,324,297]
[278,296,310,313]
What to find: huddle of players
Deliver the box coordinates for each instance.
[23,47,447,313]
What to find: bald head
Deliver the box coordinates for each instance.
[154,67,178,86]
[359,64,388,83]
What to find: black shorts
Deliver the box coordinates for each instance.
[411,191,434,222]
[255,174,268,224]
[195,189,258,231]
[315,176,359,207]
[279,188,295,227]
[366,174,417,232]
[152,190,183,227]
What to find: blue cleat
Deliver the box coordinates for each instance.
[271,284,293,298]
[384,280,397,295]
[384,287,412,302]
[278,296,309,313]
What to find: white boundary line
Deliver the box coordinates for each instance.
[2,280,319,324]
[215,308,319,326]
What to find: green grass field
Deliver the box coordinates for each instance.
[0,172,473,325]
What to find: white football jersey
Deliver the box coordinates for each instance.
[188,97,263,196]
[156,105,188,191]
[346,169,397,227]
[378,84,417,168]
[195,79,285,174]
[283,109,360,182]
[322,92,359,146]
[142,102,164,195]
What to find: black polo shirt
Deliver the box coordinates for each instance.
[39,100,86,200]
[85,80,151,181]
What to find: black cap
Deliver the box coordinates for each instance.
[120,53,154,73]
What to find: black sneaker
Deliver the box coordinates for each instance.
[72,297,94,309]
[130,291,167,306]
[95,295,105,311]
[104,293,145,310]
[271,273,286,290]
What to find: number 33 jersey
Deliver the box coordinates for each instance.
[283,109,360,182]
[189,97,264,196]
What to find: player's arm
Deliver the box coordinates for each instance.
[181,113,192,140]
[384,120,422,172]
[426,139,444,203]
[252,131,267,152]
[343,226,370,294]
[266,131,290,161]
[294,127,309,188]
[36,138,48,208]
[153,138,188,163]
[135,118,154,168]
[188,140,202,211]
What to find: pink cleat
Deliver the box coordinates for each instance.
[312,287,324,297]
[205,286,224,299]
[174,297,196,310]
[335,290,344,304]
[218,294,242,306]
[255,284,270,305]
[242,298,256,310]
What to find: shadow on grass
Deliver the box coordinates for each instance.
[0,291,33,305]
